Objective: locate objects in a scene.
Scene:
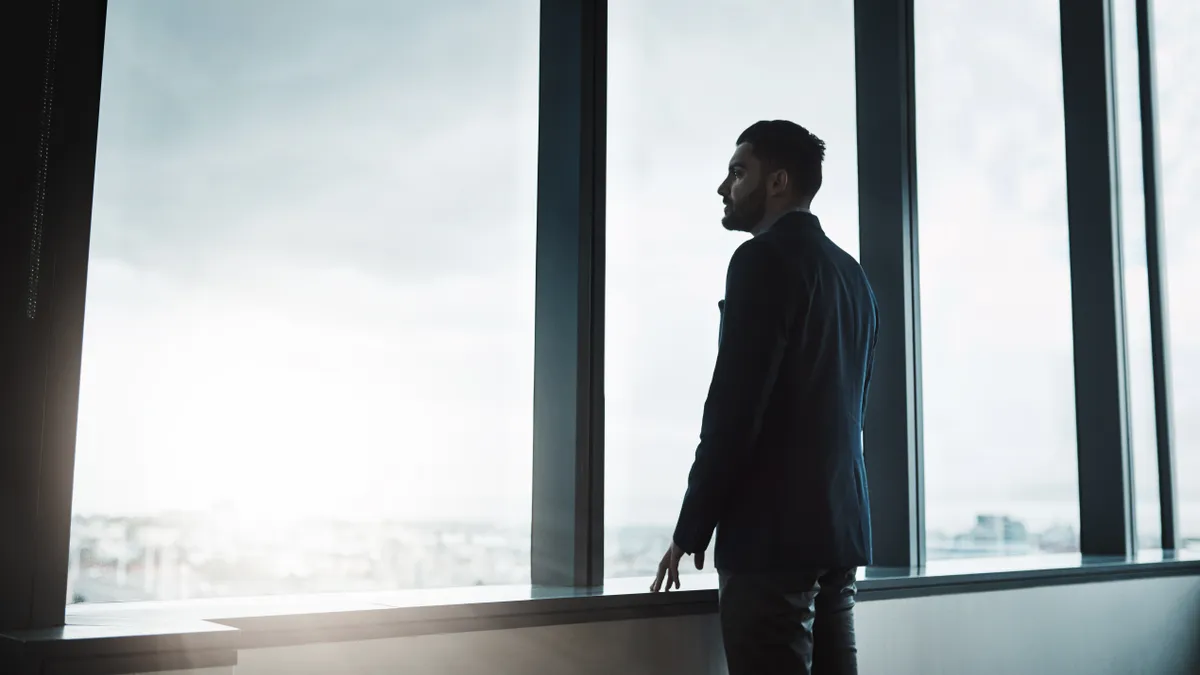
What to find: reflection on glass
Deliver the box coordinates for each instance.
[1155,0,1200,552]
[604,0,859,578]
[68,0,539,604]
[915,0,1081,559]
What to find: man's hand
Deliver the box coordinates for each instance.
[650,540,705,592]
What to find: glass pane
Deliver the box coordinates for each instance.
[605,0,859,578]
[1113,0,1162,550]
[1155,0,1200,553]
[69,0,539,603]
[915,1,1081,559]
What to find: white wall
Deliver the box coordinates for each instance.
[153,575,1200,675]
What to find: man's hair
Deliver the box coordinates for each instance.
[736,120,826,199]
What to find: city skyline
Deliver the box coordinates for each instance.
[65,509,1102,605]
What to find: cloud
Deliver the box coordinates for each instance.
[91,0,539,283]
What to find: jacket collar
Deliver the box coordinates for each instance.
[766,209,822,234]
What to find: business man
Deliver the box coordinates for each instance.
[650,120,878,675]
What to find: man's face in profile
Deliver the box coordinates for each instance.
[717,142,768,233]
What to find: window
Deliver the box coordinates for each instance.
[1155,0,1200,552]
[68,0,539,603]
[915,1,1081,559]
[1113,0,1162,550]
[604,0,859,578]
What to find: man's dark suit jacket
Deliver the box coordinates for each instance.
[672,211,879,572]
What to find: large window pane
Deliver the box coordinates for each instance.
[1155,0,1200,552]
[1114,0,1163,550]
[605,1,859,578]
[68,0,539,604]
[915,1,1081,559]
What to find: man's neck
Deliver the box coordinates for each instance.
[751,205,812,237]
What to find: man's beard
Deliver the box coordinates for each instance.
[721,184,767,232]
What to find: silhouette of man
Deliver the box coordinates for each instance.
[651,120,878,675]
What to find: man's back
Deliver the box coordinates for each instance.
[672,210,878,572]
[658,120,873,675]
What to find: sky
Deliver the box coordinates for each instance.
[71,0,1200,544]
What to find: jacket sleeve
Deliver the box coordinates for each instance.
[672,239,795,554]
[861,295,879,432]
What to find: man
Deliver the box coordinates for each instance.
[650,120,878,675]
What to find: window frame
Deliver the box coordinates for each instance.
[1,0,107,632]
[1061,0,1138,556]
[0,0,1190,650]
[855,0,926,568]
[1134,0,1181,552]
[532,0,607,586]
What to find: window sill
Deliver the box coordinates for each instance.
[3,551,1197,674]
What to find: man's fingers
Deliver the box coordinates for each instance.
[667,549,680,591]
[650,553,668,592]
[695,550,705,571]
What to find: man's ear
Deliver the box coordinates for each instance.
[767,168,790,197]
